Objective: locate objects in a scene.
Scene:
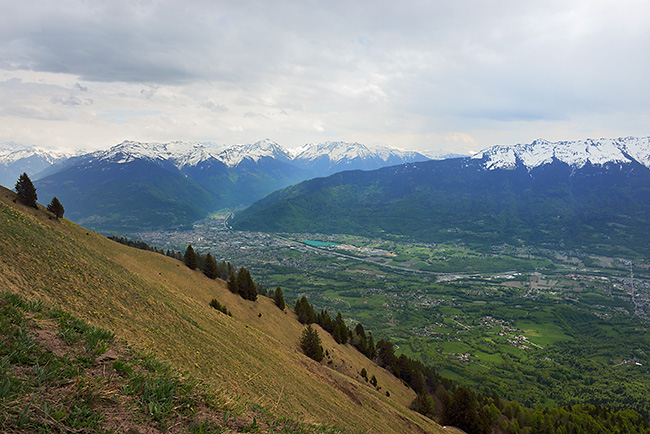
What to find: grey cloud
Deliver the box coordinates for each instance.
[1,0,649,151]
[201,101,228,113]
[51,94,82,106]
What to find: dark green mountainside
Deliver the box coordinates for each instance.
[36,159,218,232]
[35,156,309,232]
[232,157,650,256]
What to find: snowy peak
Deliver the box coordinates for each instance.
[0,143,74,165]
[92,139,295,168]
[294,141,374,162]
[473,136,650,170]
[88,139,427,171]
[92,141,216,167]
[293,141,427,164]
[216,139,293,167]
[0,143,79,188]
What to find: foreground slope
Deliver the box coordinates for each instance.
[0,185,443,434]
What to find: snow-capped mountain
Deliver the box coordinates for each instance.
[30,138,430,232]
[0,143,75,188]
[215,139,293,167]
[473,136,650,171]
[0,144,71,165]
[81,139,428,172]
[234,135,650,255]
[84,140,217,168]
[292,141,429,174]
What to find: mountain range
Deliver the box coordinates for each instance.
[232,136,650,256]
[0,143,74,188]
[0,139,428,232]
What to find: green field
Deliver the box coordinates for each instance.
[237,233,650,416]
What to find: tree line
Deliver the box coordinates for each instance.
[292,294,650,434]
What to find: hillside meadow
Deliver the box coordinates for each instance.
[0,185,443,434]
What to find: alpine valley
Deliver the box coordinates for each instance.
[233,136,650,257]
[0,139,429,232]
[4,136,650,434]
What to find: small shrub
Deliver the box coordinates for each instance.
[209,299,232,316]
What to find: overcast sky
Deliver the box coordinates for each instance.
[1,0,648,154]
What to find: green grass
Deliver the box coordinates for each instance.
[0,291,369,434]
[242,232,650,417]
[0,188,444,434]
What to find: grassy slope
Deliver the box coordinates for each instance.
[0,186,443,434]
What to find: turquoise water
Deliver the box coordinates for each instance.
[303,240,340,247]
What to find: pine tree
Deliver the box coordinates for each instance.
[184,244,198,270]
[299,324,324,362]
[46,196,65,220]
[333,312,349,344]
[352,322,368,354]
[366,332,377,359]
[236,267,257,301]
[412,393,436,418]
[317,309,333,333]
[227,271,239,294]
[203,253,218,279]
[273,287,285,310]
[15,173,38,208]
[294,296,316,324]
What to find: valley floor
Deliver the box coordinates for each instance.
[134,216,650,415]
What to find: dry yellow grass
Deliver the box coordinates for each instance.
[0,186,445,434]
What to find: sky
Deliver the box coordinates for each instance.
[1,0,649,155]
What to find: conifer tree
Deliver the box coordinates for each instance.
[412,393,436,419]
[184,244,198,270]
[295,296,316,324]
[333,312,349,344]
[317,309,333,333]
[15,173,38,208]
[236,267,257,301]
[299,324,324,362]
[227,271,239,294]
[366,332,377,359]
[203,253,218,279]
[217,261,231,280]
[273,287,285,310]
[46,196,64,220]
[352,322,368,354]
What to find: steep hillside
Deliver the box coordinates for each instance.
[0,185,443,434]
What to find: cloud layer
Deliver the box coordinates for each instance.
[1,0,649,153]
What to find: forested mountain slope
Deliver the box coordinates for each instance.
[233,139,650,256]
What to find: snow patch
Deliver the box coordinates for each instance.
[473,137,650,170]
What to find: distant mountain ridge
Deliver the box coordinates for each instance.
[233,136,650,255]
[17,139,428,232]
[0,143,75,188]
[474,136,650,170]
[292,141,429,174]
[80,138,429,171]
